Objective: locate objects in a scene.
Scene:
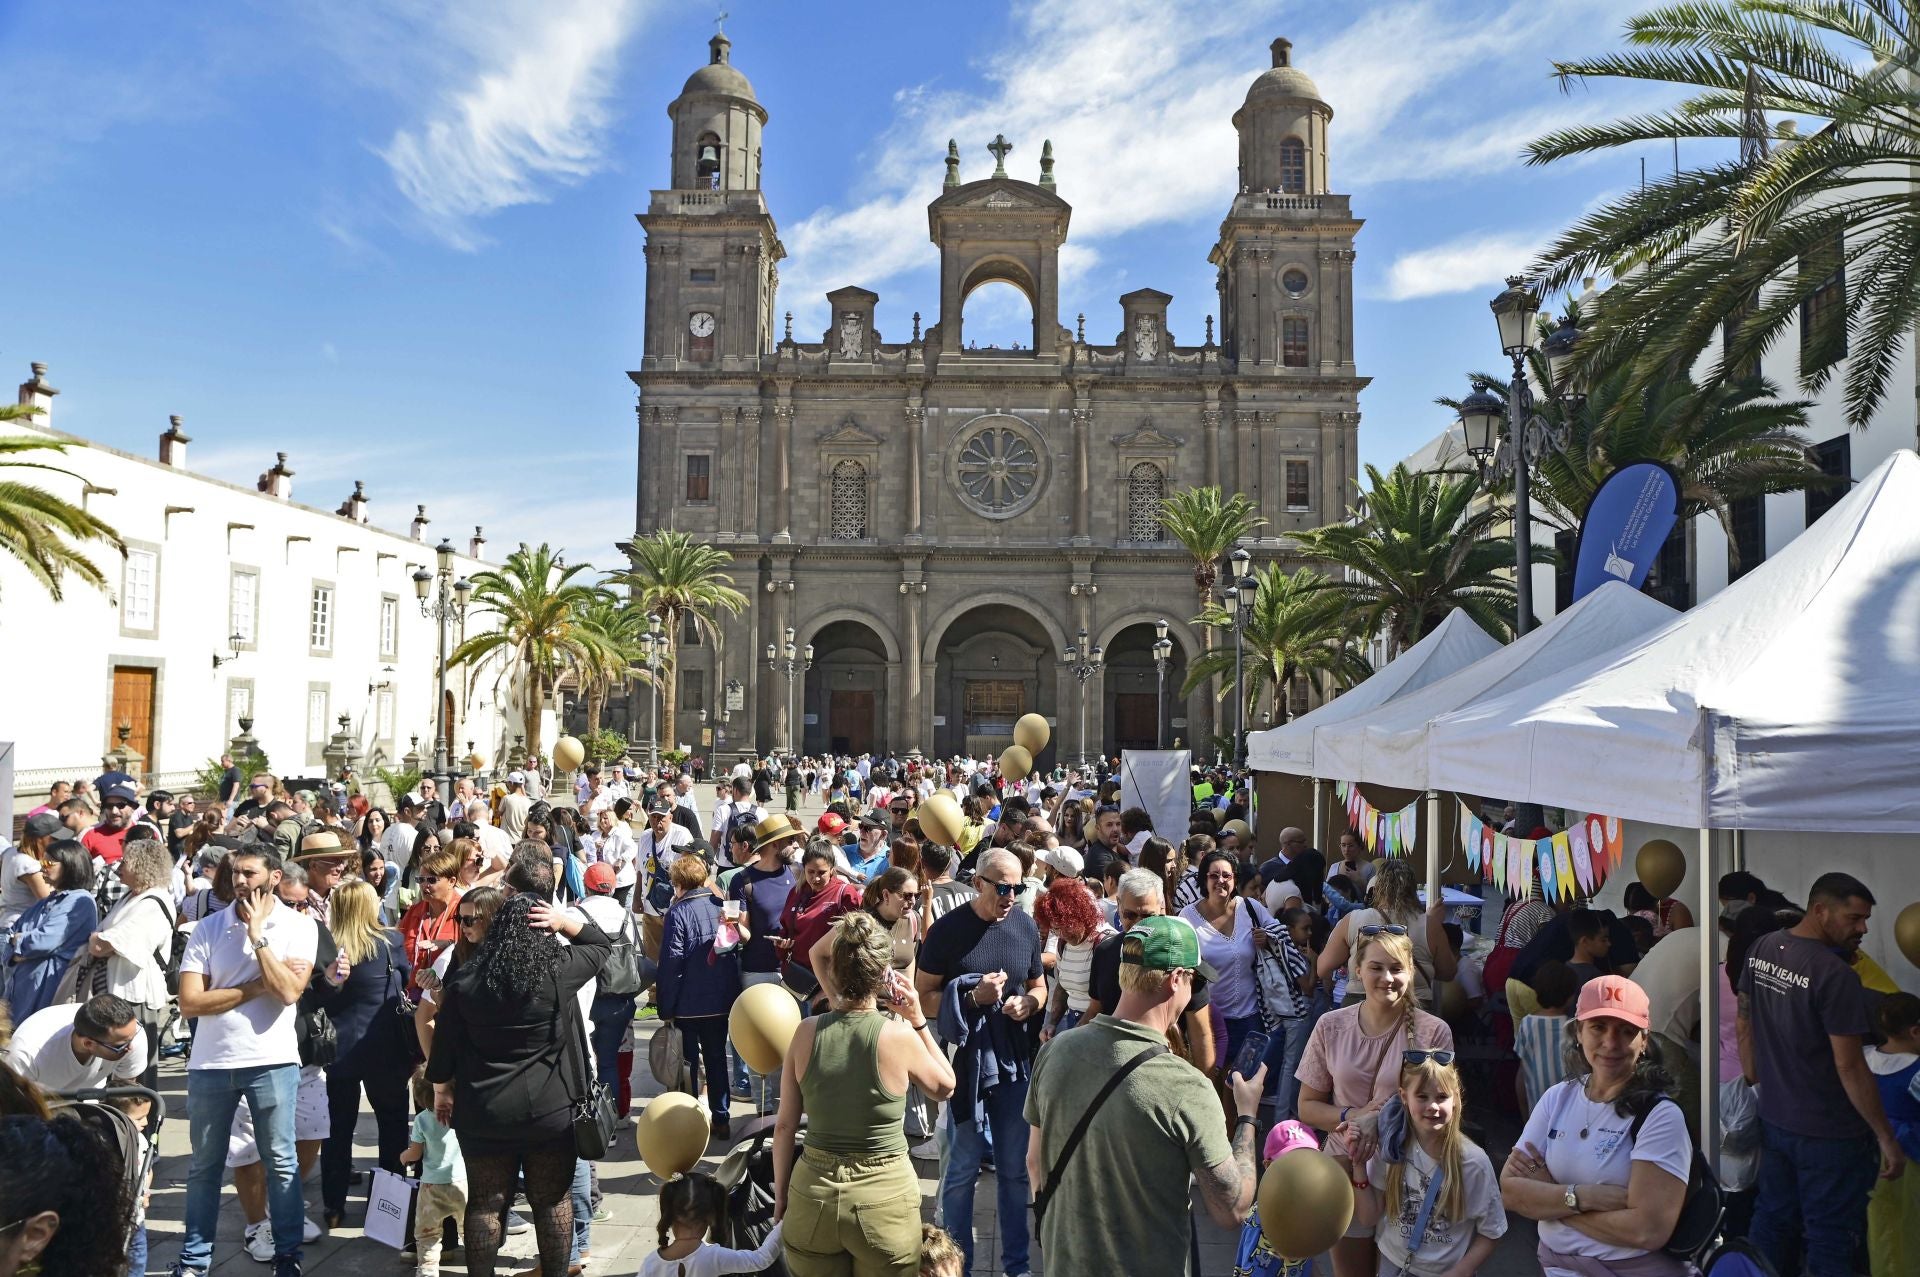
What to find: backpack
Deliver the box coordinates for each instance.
[597,904,651,999]
[1629,1094,1725,1262]
[142,894,188,996]
[273,814,316,857]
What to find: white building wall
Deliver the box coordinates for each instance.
[1,366,519,802]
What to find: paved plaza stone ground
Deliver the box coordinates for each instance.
[140,790,1540,1275]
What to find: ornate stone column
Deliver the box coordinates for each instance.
[899,571,926,752]
[1202,393,1223,490]
[768,573,794,748]
[904,402,926,540]
[1070,399,1092,543]
[738,406,762,539]
[771,396,794,544]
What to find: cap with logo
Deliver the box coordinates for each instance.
[1574,974,1651,1030]
[647,800,674,816]
[816,812,848,837]
[1121,915,1202,971]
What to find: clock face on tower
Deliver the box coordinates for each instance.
[688,311,716,337]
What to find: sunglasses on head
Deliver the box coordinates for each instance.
[1358,923,1410,937]
[990,880,1027,898]
[1403,1049,1456,1066]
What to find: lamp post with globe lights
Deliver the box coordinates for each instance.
[766,626,812,756]
[1151,619,1174,750]
[412,540,472,796]
[1062,628,1104,767]
[640,615,665,770]
[1457,277,1585,636]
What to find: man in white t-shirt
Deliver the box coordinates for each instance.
[174,845,318,1275]
[635,800,694,960]
[499,771,534,840]
[5,994,150,1094]
[381,797,422,872]
[466,803,515,865]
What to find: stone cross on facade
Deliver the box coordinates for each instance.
[987,134,1013,177]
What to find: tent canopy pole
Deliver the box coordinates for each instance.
[1697,827,1721,1162]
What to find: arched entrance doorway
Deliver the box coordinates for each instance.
[1101,621,1192,755]
[927,602,1061,764]
[802,619,890,756]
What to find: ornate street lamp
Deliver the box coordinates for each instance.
[413,540,471,794]
[766,626,812,755]
[1227,546,1255,770]
[641,614,665,770]
[1062,627,1104,766]
[1151,618,1174,750]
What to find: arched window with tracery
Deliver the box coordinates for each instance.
[1279,138,1307,194]
[1127,462,1165,541]
[830,459,868,540]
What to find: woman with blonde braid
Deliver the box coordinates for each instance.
[774,909,955,1276]
[1317,858,1455,1010]
[1297,927,1454,1277]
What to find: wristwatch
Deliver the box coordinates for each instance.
[250,937,271,953]
[1564,1185,1580,1211]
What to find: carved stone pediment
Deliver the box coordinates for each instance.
[1110,421,1184,449]
[818,416,883,447]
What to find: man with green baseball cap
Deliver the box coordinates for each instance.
[1025,913,1264,1271]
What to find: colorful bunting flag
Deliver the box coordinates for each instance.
[1456,808,1625,901]
[1332,782,1425,859]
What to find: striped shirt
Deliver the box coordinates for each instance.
[1515,1012,1570,1111]
[1046,925,1114,1012]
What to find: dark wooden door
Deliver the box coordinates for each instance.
[830,690,876,756]
[1113,692,1159,752]
[110,666,157,771]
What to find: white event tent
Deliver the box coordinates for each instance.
[1246,608,1500,776]
[1311,581,1678,791]
[1426,449,1920,833]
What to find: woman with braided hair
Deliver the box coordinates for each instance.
[426,893,610,1277]
[1297,926,1454,1277]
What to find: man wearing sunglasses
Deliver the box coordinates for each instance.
[4,992,149,1098]
[82,782,141,867]
[916,848,1047,1277]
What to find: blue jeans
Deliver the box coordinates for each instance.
[178,1064,302,1270]
[589,992,635,1093]
[679,1017,731,1121]
[128,1225,147,1275]
[1261,1014,1316,1123]
[1751,1119,1879,1277]
[941,1079,1031,1275]
[568,1155,592,1265]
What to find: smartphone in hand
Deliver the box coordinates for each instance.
[1233,1029,1271,1081]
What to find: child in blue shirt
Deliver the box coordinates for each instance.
[398,1067,466,1277]
[1867,993,1920,1276]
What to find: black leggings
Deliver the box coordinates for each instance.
[462,1137,577,1277]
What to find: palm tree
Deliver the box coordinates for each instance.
[1292,463,1518,654]
[445,542,603,763]
[1182,564,1373,724]
[1522,0,1920,428]
[571,592,654,737]
[1158,486,1268,610]
[612,530,747,752]
[1437,360,1821,572]
[0,408,122,602]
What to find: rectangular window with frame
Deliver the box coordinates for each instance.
[308,688,330,743]
[1281,317,1310,367]
[689,268,716,283]
[679,680,705,713]
[1806,434,1851,525]
[227,682,253,736]
[681,612,701,646]
[229,568,258,646]
[310,584,334,653]
[379,595,399,660]
[1284,459,1311,510]
[122,547,158,634]
[685,454,712,502]
[1799,231,1847,369]
[376,689,395,741]
[1727,494,1766,581]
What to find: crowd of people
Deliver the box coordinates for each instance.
[0,752,1913,1277]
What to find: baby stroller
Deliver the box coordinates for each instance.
[711,1113,794,1276]
[45,1085,166,1264]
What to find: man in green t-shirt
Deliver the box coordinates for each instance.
[1024,915,1264,1271]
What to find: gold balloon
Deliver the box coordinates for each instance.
[1895,902,1920,970]
[1014,713,1051,755]
[1635,839,1686,900]
[999,745,1033,783]
[466,754,487,773]
[1258,1148,1354,1260]
[729,981,802,1076]
[919,792,965,847]
[634,1090,711,1181]
[552,735,585,772]
[1222,819,1252,842]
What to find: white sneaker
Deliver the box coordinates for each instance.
[303,1213,323,1243]
[245,1222,275,1263]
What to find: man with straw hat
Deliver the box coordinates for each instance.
[290,829,356,920]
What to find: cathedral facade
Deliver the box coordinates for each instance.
[626,33,1365,763]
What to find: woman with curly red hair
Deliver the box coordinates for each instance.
[1035,877,1114,1041]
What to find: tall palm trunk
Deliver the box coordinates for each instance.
[659,616,680,754]
[585,681,604,736]
[524,669,547,764]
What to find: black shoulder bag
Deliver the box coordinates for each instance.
[562,981,618,1160]
[1031,1042,1166,1227]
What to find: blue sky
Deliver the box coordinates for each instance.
[0,0,1707,562]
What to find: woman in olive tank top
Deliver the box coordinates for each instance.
[774,910,955,1276]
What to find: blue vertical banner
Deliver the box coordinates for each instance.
[1571,462,1682,603]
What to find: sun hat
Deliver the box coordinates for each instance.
[753,813,806,854]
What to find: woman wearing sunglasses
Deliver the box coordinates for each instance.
[1317,857,1456,1010]
[1180,849,1290,1083]
[414,886,504,1061]
[1298,926,1455,1277]
[398,843,462,998]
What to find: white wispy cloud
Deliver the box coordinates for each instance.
[1379,228,1554,301]
[370,0,652,250]
[774,0,1647,331]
